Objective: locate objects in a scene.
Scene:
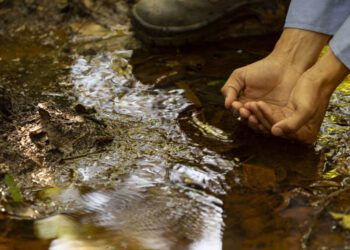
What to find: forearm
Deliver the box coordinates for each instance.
[308,48,350,98]
[309,16,350,97]
[268,28,330,72]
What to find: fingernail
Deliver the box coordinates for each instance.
[273,127,284,136]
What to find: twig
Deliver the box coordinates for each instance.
[60,149,110,162]
[71,132,88,145]
[301,185,350,249]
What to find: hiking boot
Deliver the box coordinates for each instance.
[131,0,290,46]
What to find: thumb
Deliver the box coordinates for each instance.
[221,71,245,109]
[271,106,313,136]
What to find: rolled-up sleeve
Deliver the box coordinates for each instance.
[285,0,350,35]
[330,16,350,69]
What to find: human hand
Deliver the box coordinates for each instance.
[222,29,330,134]
[221,55,301,133]
[246,48,350,143]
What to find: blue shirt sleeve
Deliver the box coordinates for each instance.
[284,0,350,35]
[330,16,350,69]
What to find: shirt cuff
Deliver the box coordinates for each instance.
[284,0,350,35]
[330,16,350,69]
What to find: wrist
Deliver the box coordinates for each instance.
[310,48,350,96]
[269,28,330,72]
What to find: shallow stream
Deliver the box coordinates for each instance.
[0,27,350,250]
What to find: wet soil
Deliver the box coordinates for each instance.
[0,1,350,250]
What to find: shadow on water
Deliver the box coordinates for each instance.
[1,28,350,249]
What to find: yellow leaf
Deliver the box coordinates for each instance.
[39,186,62,199]
[207,80,224,86]
[165,60,180,68]
[330,212,350,229]
[324,169,340,179]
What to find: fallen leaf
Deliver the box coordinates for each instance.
[207,80,224,86]
[176,81,202,107]
[330,212,350,229]
[4,174,24,203]
[324,169,340,179]
[39,186,62,199]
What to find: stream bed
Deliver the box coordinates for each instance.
[0,1,350,249]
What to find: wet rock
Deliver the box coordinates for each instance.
[38,106,73,155]
[70,21,109,37]
[4,202,35,219]
[242,163,277,189]
[74,104,96,114]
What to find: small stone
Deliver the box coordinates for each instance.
[0,163,9,174]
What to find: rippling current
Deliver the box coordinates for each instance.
[1,31,349,249]
[35,51,239,250]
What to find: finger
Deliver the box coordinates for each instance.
[248,119,260,132]
[251,115,269,134]
[239,107,251,118]
[248,118,269,135]
[257,101,280,125]
[243,102,253,112]
[245,104,262,127]
[271,107,312,136]
[248,114,259,125]
[258,124,269,134]
[221,85,239,108]
[249,102,272,130]
[232,101,243,112]
[221,72,245,109]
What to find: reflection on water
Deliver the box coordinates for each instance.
[34,51,235,249]
[35,38,350,249]
[71,52,191,124]
[37,175,223,250]
[1,32,350,249]
[317,77,350,168]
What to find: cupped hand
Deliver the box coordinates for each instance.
[246,48,350,143]
[246,75,329,143]
[221,55,302,132]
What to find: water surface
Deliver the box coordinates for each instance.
[0,32,350,250]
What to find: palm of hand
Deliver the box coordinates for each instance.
[253,101,318,143]
[224,58,302,132]
[239,60,300,106]
[250,80,329,143]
